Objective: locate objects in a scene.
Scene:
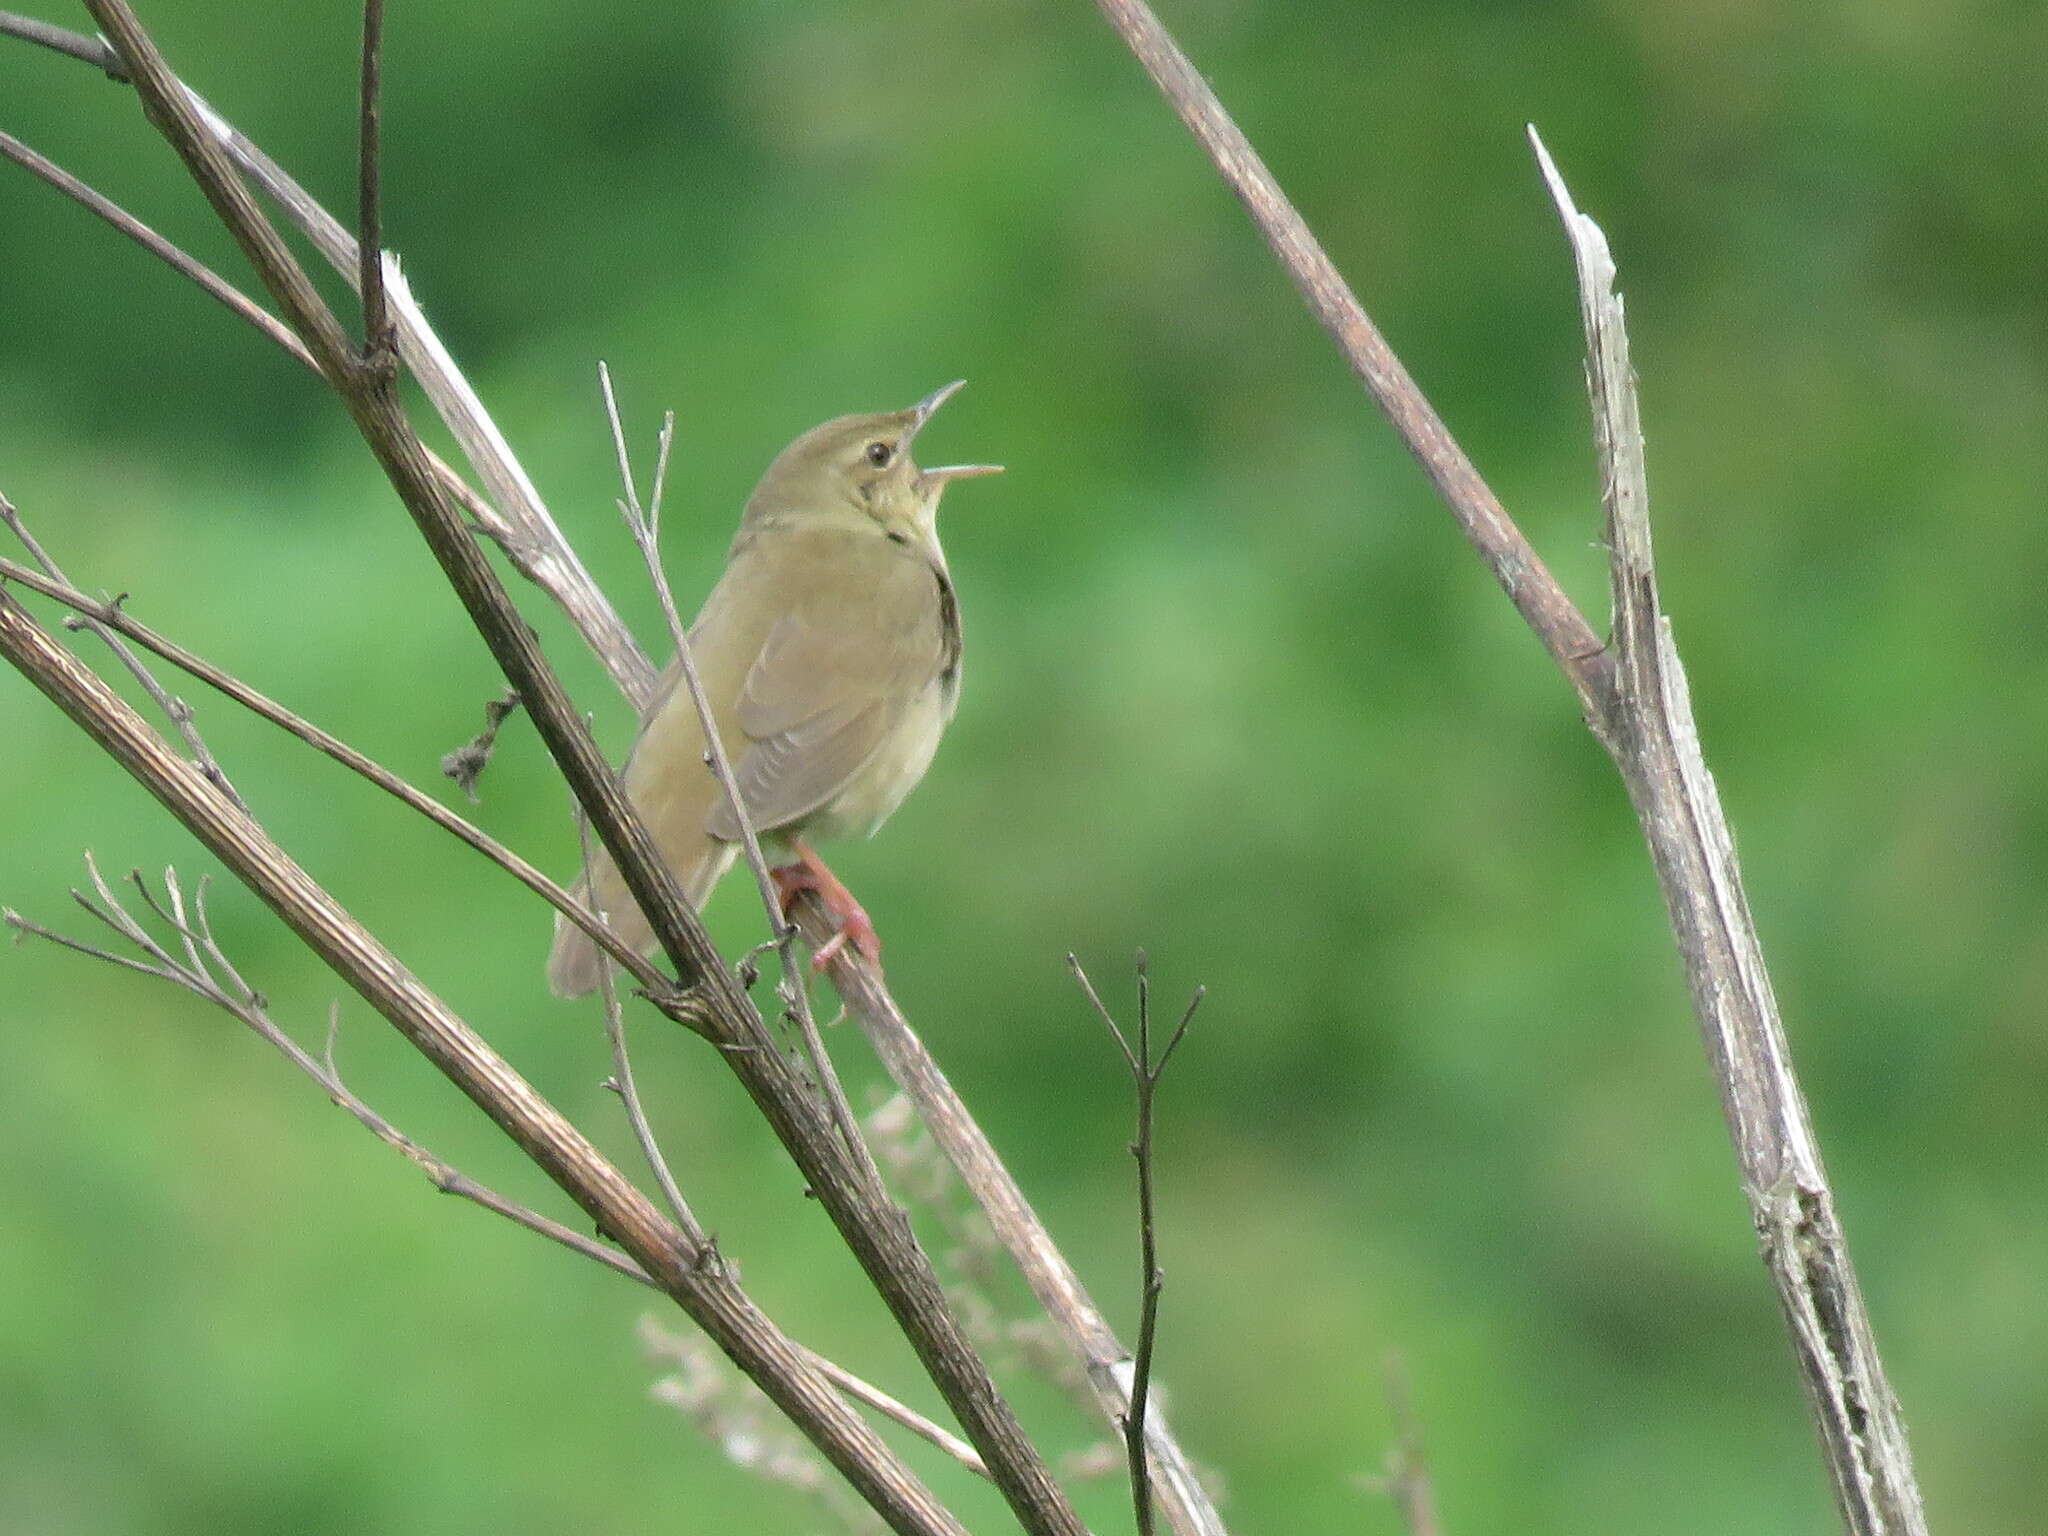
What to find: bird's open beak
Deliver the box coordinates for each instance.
[907,379,969,434]
[907,381,1003,487]
[920,462,1005,485]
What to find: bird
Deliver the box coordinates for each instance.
[546,381,1000,998]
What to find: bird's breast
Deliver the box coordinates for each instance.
[812,679,955,843]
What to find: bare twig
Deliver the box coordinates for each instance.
[0,10,124,75]
[0,130,310,365]
[5,859,654,1289]
[1069,953,1203,1536]
[798,1345,991,1481]
[0,550,658,994]
[1531,130,1926,1536]
[1,495,242,807]
[355,0,389,358]
[589,815,703,1235]
[799,902,1228,1536]
[1086,0,1610,717]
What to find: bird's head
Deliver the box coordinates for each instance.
[744,381,1002,545]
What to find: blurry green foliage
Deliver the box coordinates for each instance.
[4,0,2046,1532]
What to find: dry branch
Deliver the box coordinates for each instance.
[0,583,969,1536]
[42,5,1085,1529]
[801,902,1228,1536]
[1080,0,1931,1525]
[0,548,657,992]
[1533,132,1927,1536]
[1070,954,1204,1536]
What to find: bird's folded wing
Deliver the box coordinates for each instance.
[706,546,944,839]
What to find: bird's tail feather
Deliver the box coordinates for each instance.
[545,839,737,998]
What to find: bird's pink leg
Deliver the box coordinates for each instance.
[771,840,882,972]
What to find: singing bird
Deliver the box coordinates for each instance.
[546,382,1000,998]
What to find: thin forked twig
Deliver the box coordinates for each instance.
[794,896,1228,1536]
[596,366,872,1168]
[3,858,655,1287]
[0,547,659,995]
[1068,952,1203,1536]
[355,0,389,358]
[1,495,243,808]
[586,814,704,1236]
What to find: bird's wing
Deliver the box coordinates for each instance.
[706,534,947,840]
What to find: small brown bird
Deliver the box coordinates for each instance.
[547,382,1000,998]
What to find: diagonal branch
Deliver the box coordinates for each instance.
[0,548,659,993]
[1086,0,1611,718]
[1,10,654,703]
[801,902,1227,1536]
[0,582,971,1536]
[73,8,1081,1527]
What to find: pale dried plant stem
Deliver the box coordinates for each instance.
[1532,130,1925,1536]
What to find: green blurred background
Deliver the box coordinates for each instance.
[4,0,2045,1531]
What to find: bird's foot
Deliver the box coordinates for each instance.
[771,842,882,974]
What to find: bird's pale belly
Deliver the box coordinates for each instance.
[803,679,954,844]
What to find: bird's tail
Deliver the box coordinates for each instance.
[545,838,737,998]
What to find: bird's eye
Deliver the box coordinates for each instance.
[864,441,894,468]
